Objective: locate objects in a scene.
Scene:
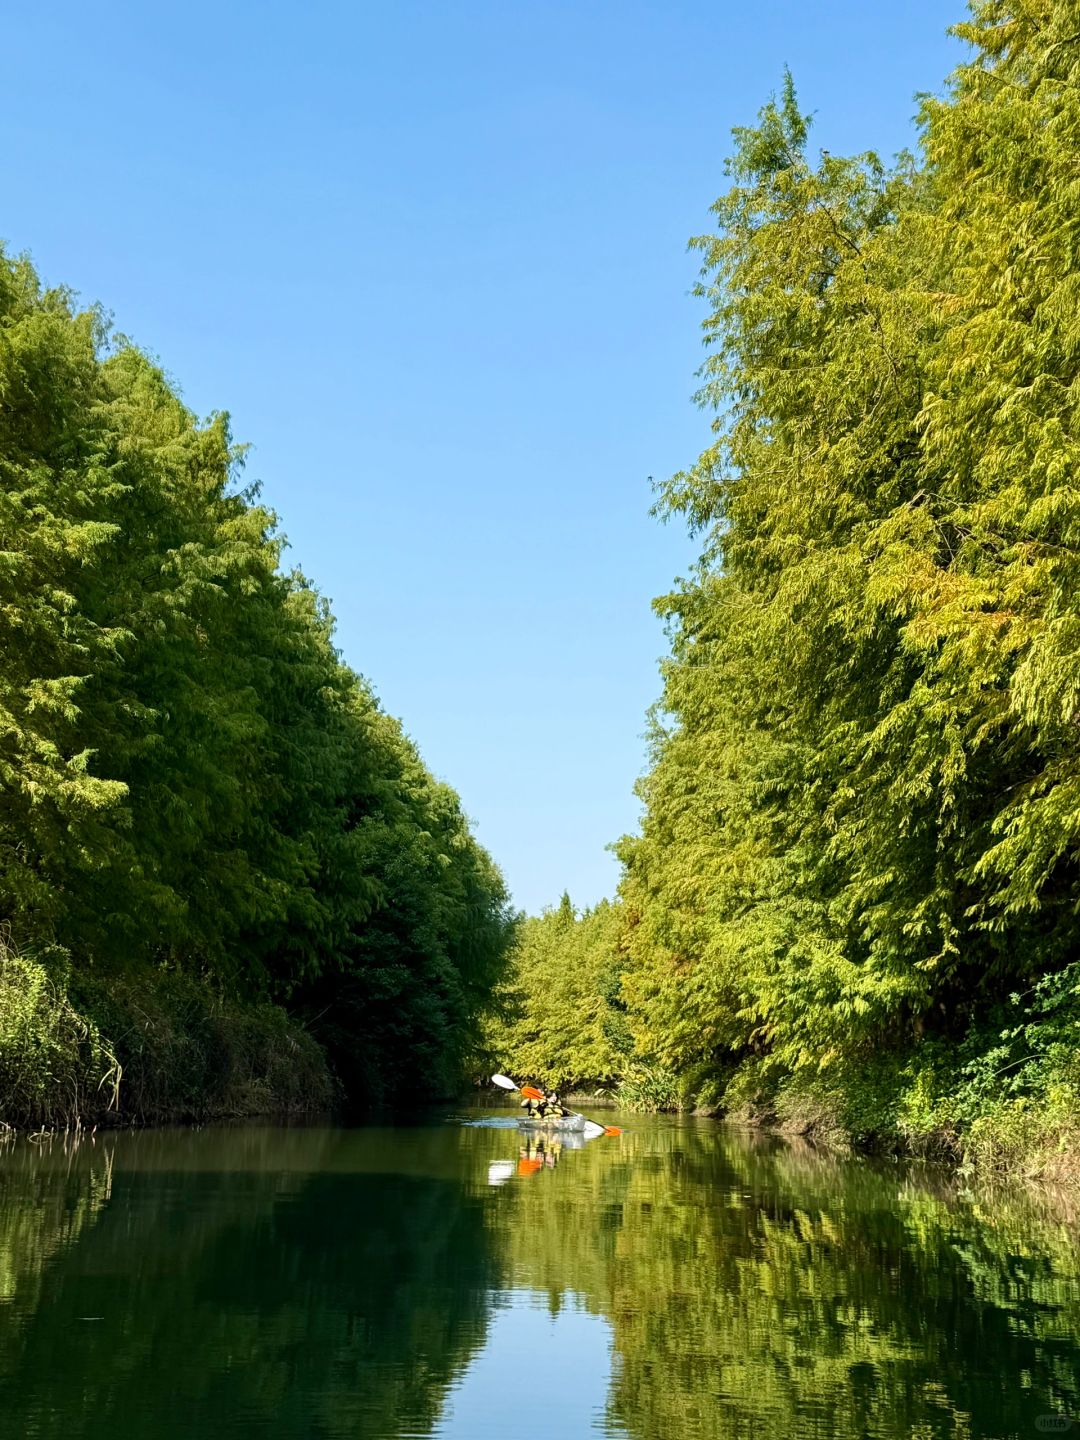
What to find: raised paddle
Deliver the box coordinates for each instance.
[490,1073,622,1136]
[493,1073,545,1101]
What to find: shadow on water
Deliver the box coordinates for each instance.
[0,1127,499,1439]
[2,1116,1080,1439]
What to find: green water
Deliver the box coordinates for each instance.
[1,1110,1079,1439]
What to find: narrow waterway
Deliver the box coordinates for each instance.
[1,1107,1078,1438]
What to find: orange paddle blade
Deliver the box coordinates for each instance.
[603,1126,622,1136]
[517,1157,543,1175]
[520,1085,544,1101]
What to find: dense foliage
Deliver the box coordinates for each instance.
[493,2,1080,1173]
[0,251,513,1119]
[480,894,631,1091]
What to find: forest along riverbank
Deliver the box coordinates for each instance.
[9,6,1080,1189]
[0,247,514,1132]
[483,10,1080,1184]
[2,1112,1079,1440]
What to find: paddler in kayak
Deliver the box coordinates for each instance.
[519,1086,567,1120]
[539,1090,566,1118]
[492,1072,623,1139]
[519,1087,542,1119]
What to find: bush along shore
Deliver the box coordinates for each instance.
[0,248,514,1129]
[485,8,1080,1193]
[0,943,336,1130]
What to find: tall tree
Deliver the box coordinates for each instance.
[0,245,514,1103]
[621,5,1080,1116]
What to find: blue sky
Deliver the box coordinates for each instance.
[4,2,962,914]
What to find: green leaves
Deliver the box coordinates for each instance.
[619,6,1080,1124]
[484,897,628,1091]
[0,245,513,1104]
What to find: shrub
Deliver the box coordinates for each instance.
[0,941,118,1128]
[0,940,334,1128]
[74,969,335,1122]
[614,1062,683,1112]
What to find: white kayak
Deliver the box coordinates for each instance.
[489,1075,615,1143]
[518,1112,587,1133]
[518,1113,609,1139]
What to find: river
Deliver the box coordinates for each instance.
[1,1105,1078,1438]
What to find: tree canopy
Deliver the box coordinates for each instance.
[493,3,1080,1161]
[0,251,514,1106]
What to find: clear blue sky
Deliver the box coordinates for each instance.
[4,2,962,914]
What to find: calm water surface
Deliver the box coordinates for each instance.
[2,1108,1079,1439]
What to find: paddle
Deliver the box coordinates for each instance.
[490,1074,622,1136]
[487,1159,514,1186]
[493,1073,544,1102]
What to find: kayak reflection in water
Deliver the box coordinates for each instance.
[487,1136,567,1186]
[517,1136,560,1176]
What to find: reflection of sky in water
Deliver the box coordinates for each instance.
[436,1290,626,1439]
[4,1119,1080,1439]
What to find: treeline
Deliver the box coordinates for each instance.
[482,894,631,1092]
[490,2,1080,1176]
[0,249,513,1123]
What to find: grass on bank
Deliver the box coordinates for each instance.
[650,978,1080,1188]
[608,1061,1080,1189]
[0,940,334,1129]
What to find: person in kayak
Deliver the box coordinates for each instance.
[537,1091,566,1119]
[520,1089,543,1119]
[519,1086,567,1119]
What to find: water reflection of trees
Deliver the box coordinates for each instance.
[491,1122,1080,1440]
[3,1123,1080,1440]
[0,1128,498,1439]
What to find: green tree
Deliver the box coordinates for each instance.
[617,4,1080,1148]
[485,896,630,1090]
[0,244,513,1116]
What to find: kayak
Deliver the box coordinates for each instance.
[491,1075,620,1143]
[517,1113,589,1134]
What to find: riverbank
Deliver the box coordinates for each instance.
[717,1084,1080,1193]
[0,947,335,1130]
[557,1066,1080,1192]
